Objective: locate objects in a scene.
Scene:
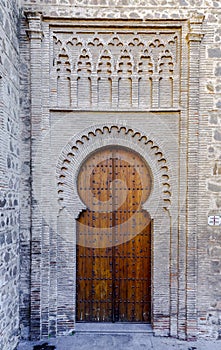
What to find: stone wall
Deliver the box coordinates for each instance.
[0,1,20,349]
[19,0,221,341]
[199,7,221,338]
[19,13,32,341]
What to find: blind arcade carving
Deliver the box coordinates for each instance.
[51,28,180,109]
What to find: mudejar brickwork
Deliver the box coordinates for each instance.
[0,1,221,350]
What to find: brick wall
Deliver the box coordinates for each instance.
[0,1,20,349]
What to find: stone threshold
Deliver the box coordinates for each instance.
[75,322,153,334]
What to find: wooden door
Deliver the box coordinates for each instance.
[76,146,152,323]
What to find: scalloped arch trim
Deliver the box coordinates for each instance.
[56,125,171,211]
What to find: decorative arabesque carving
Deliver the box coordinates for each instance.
[117,48,133,106]
[159,49,174,108]
[51,31,179,109]
[56,49,71,106]
[77,48,92,107]
[138,49,153,107]
[56,126,171,212]
[97,49,113,106]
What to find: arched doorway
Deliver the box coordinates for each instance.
[76,146,152,323]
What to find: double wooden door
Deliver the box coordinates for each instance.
[76,146,152,323]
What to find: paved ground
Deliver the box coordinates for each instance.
[17,334,221,350]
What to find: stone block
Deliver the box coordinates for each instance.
[208,48,221,58]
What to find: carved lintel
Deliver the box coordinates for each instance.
[25,12,43,40]
[186,33,204,43]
